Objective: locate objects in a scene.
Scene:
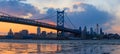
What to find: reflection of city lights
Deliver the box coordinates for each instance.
[1,42,120,54]
[0,50,16,54]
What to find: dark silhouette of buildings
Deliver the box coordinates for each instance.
[14,30,33,39]
[20,30,28,36]
[1,24,120,40]
[6,29,14,39]
[78,24,105,39]
[41,31,47,38]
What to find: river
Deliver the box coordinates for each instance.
[0,40,120,54]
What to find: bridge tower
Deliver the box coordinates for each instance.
[57,10,65,39]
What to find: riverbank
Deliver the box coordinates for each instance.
[0,39,120,45]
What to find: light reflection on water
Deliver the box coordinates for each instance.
[0,41,120,54]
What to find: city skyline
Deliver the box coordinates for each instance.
[0,0,120,35]
[0,0,120,54]
[5,24,103,35]
[3,24,106,40]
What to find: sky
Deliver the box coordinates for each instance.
[0,0,120,35]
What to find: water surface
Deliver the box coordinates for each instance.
[0,40,120,54]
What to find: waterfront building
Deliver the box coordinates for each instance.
[20,30,28,36]
[19,30,29,39]
[41,31,47,38]
[6,29,14,39]
[29,33,36,39]
[47,32,57,38]
[14,32,21,39]
[7,29,14,36]
[81,26,87,39]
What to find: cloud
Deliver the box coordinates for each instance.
[0,0,41,18]
[42,3,113,31]
[65,3,113,29]
[106,5,120,34]
[0,0,57,26]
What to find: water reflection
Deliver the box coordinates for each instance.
[0,41,120,54]
[0,42,61,54]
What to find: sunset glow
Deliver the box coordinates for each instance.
[0,22,56,35]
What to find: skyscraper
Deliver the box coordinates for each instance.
[81,26,87,39]
[90,27,94,35]
[37,26,41,36]
[96,24,99,34]
[79,26,82,35]
[83,26,87,34]
[79,26,82,33]
[100,28,104,35]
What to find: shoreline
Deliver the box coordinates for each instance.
[0,39,120,45]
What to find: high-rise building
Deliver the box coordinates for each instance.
[8,29,14,36]
[83,26,87,34]
[79,26,82,33]
[100,28,104,35]
[37,26,41,36]
[90,27,94,35]
[96,24,99,34]
[41,31,47,38]
[81,26,87,39]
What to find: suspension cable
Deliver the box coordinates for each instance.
[33,14,56,20]
[64,13,76,28]
[32,11,57,20]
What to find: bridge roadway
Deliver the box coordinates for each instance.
[0,15,80,34]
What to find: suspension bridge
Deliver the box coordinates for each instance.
[0,10,80,38]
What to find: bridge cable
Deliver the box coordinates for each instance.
[64,13,76,29]
[64,19,73,28]
[32,11,57,20]
[33,14,56,20]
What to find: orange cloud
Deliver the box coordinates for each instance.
[106,25,120,34]
[36,20,56,25]
[73,2,81,5]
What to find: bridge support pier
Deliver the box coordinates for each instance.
[57,10,65,39]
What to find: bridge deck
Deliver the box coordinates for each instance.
[0,16,80,34]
